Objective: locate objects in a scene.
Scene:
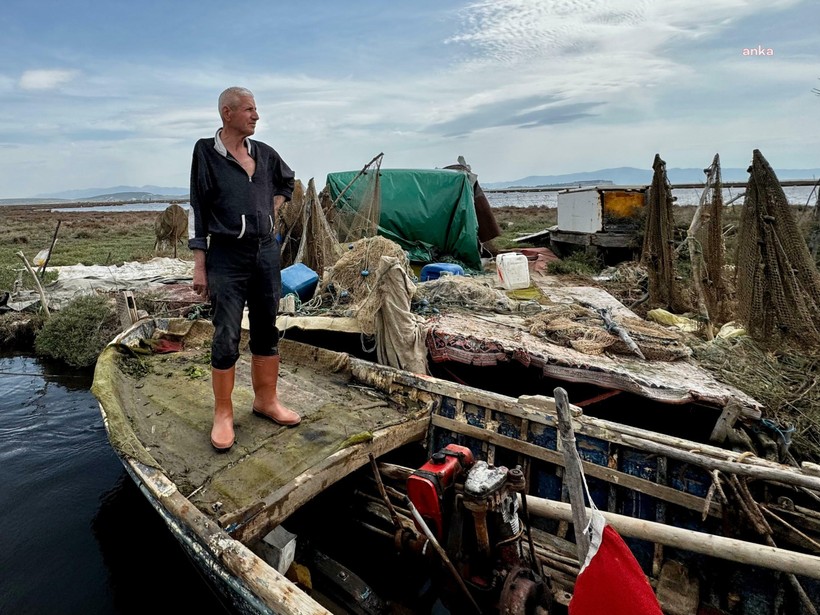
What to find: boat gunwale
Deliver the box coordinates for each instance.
[94,317,820,614]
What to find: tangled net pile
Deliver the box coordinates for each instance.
[526,303,691,361]
[318,235,410,309]
[413,276,516,313]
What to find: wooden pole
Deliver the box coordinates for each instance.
[554,387,590,565]
[405,496,482,614]
[38,219,61,279]
[368,453,402,531]
[15,251,50,318]
[330,152,384,209]
[523,495,820,581]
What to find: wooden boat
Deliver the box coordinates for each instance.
[92,317,820,615]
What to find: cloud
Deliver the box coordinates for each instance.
[19,69,77,90]
[428,94,603,136]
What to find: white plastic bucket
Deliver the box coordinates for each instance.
[496,253,530,290]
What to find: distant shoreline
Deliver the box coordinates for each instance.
[484,178,820,193]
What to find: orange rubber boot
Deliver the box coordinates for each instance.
[251,355,301,426]
[210,366,235,451]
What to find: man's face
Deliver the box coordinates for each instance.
[225,95,259,137]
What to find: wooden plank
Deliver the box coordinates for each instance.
[617,433,820,493]
[513,229,551,244]
[548,230,592,246]
[525,495,820,581]
[223,416,430,544]
[129,460,332,615]
[653,456,668,578]
[555,388,590,563]
[431,415,721,517]
[350,362,815,489]
[710,401,742,443]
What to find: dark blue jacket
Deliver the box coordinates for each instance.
[188,132,295,251]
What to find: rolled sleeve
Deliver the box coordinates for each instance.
[272,151,295,203]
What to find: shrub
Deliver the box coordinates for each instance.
[547,251,602,276]
[34,294,122,367]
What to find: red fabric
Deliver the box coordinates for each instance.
[569,524,664,615]
[151,339,183,354]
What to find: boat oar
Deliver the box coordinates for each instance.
[554,387,591,565]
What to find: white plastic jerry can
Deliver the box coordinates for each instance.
[496,253,530,290]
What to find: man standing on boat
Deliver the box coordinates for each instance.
[189,86,301,452]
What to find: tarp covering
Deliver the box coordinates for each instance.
[326,168,482,269]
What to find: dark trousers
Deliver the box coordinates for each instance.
[206,234,281,370]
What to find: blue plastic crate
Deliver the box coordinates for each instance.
[420,263,464,282]
[281,263,319,301]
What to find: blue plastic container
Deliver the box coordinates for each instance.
[420,263,464,282]
[281,263,319,301]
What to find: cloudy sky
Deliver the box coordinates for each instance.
[1,0,818,197]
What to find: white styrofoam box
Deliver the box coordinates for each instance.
[496,253,531,290]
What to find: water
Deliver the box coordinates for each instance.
[0,352,230,615]
[49,202,189,214]
[484,184,818,208]
[25,183,820,213]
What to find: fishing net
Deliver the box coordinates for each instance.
[333,154,383,246]
[806,179,820,263]
[642,154,688,313]
[318,235,410,310]
[413,276,516,313]
[355,255,429,373]
[734,150,820,347]
[525,303,691,361]
[291,178,344,277]
[689,154,731,326]
[277,179,305,269]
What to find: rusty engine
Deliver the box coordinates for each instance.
[401,444,551,615]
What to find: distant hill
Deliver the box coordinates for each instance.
[80,191,187,202]
[34,185,189,200]
[482,167,820,189]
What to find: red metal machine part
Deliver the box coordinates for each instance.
[406,443,475,539]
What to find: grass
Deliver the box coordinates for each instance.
[0,205,192,291]
[492,205,556,251]
[0,204,549,293]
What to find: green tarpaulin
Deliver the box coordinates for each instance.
[326,168,482,269]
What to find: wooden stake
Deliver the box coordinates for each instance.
[15,251,50,318]
[554,387,591,564]
[405,496,482,614]
[38,219,61,279]
[368,453,401,531]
